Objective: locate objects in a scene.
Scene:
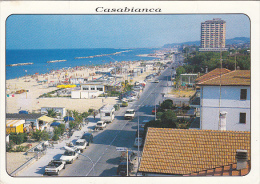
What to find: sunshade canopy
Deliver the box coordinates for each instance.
[38,115,54,123]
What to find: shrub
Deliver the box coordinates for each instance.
[58,124,65,135]
[32,130,49,141]
[14,145,27,152]
[88,109,94,113]
[9,133,27,145]
[6,140,15,152]
[52,134,59,141]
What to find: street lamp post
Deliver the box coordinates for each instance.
[154,93,156,121]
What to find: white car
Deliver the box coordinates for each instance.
[124,109,135,120]
[75,139,87,152]
[95,121,107,130]
[134,137,143,147]
[44,160,66,175]
[60,149,79,164]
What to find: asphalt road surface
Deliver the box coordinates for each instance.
[58,62,177,176]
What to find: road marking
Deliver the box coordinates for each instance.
[85,115,129,176]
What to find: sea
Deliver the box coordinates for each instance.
[6,48,160,80]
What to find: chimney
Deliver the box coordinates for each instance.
[205,66,208,73]
[236,150,248,170]
[219,111,227,130]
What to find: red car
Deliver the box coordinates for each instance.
[152,106,159,115]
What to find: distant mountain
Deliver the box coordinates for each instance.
[162,37,250,48]
[225,37,250,45]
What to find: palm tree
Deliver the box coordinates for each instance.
[47,109,57,118]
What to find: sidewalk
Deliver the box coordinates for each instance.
[17,113,101,176]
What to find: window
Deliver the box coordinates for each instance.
[97,87,103,91]
[91,87,95,90]
[83,87,89,90]
[239,113,246,124]
[240,89,247,100]
[105,113,110,116]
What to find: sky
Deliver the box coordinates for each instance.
[6,14,250,49]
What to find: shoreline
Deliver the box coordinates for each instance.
[6,58,164,113]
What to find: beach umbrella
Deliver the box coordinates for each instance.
[50,122,61,127]
[64,116,75,121]
[19,110,28,114]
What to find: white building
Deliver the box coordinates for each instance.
[41,107,66,120]
[71,82,105,99]
[197,70,250,131]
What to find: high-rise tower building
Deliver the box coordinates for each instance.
[199,18,228,52]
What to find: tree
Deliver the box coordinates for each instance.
[161,110,177,126]
[160,99,173,110]
[176,66,186,77]
[47,109,57,118]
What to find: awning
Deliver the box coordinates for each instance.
[6,120,25,127]
[38,115,54,123]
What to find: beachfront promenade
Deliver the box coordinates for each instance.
[6,60,158,114]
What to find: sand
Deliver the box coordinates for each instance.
[6,60,162,113]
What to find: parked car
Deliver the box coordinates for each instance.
[135,127,145,138]
[121,101,128,107]
[154,79,159,83]
[81,132,94,146]
[124,109,135,120]
[60,149,79,164]
[75,139,87,153]
[44,160,66,175]
[95,121,107,130]
[117,162,134,176]
[134,137,143,147]
[119,151,137,163]
[152,105,160,115]
[139,120,149,128]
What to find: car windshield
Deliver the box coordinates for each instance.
[76,142,85,146]
[64,151,74,156]
[97,123,102,126]
[126,111,134,114]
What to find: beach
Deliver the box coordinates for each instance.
[6,59,161,113]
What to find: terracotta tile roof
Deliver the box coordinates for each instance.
[196,68,231,83]
[139,128,250,175]
[188,161,250,176]
[197,70,250,86]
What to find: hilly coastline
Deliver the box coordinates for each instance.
[162,37,250,48]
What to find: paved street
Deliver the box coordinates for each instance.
[18,59,180,177]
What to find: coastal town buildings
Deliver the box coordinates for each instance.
[196,69,250,131]
[199,18,228,52]
[138,128,250,176]
[6,113,54,132]
[40,107,67,121]
[71,82,105,99]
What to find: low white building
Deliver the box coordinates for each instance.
[71,82,105,99]
[41,107,66,120]
[197,70,250,131]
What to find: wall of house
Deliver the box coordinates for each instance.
[200,86,250,131]
[71,90,81,99]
